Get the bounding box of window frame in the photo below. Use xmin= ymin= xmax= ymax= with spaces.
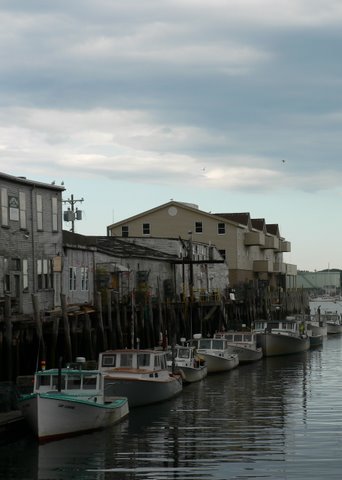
xmin=217 ymin=222 xmax=226 ymax=235
xmin=36 ymin=194 xmax=43 ymax=231
xmin=52 ymin=197 xmax=58 ymax=232
xmin=1 ymin=188 xmax=8 ymax=226
xmin=142 ymin=223 xmax=150 ymax=235
xmin=195 ymin=221 xmax=203 ymax=234
xmin=69 ymin=266 xmax=77 ymax=291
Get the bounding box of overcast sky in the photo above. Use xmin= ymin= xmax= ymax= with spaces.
xmin=1 ymin=0 xmax=342 ymax=271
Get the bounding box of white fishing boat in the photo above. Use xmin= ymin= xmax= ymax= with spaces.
xmin=166 ymin=343 xmax=207 ymax=383
xmin=191 ymin=336 xmax=239 ymax=373
xmin=18 ymin=365 xmax=129 ymax=442
xmin=306 ymin=316 xmax=327 ymax=338
xmin=98 ymin=349 xmax=183 ymax=407
xmin=214 ymin=331 xmax=263 ymax=363
xmin=254 ymin=317 xmax=310 ymax=357
xmin=324 ymin=311 xmax=342 ymax=334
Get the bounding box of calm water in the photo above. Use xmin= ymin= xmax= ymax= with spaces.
xmin=2 ymin=335 xmax=342 ymax=479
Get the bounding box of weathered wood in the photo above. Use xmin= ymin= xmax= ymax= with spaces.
xmin=83 ymin=313 xmax=94 ymax=360
xmin=115 ymin=299 xmax=123 ymax=348
xmin=106 ymin=289 xmax=113 ymax=348
xmin=50 ymin=317 xmax=60 ymax=368
xmin=4 ymin=295 xmax=13 ymax=381
xmin=31 ymin=294 xmax=46 ymax=367
xmin=96 ymin=292 xmax=107 ymax=352
xmin=61 ymin=294 xmax=72 ymax=363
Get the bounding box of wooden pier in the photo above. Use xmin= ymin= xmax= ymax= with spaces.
xmin=0 ymin=288 xmax=310 ymax=382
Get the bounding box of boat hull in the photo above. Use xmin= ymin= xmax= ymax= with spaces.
xmin=327 ymin=323 xmax=342 ymax=334
xmin=177 ymin=365 xmax=207 ymax=383
xmin=197 ymin=353 xmax=239 ymax=373
xmin=309 ymin=334 xmax=323 ymax=347
xmin=257 ymin=333 xmax=310 ymax=357
xmin=104 ymin=375 xmax=183 ymax=407
xmin=307 ymin=322 xmax=327 ymax=337
xmin=18 ymin=393 xmax=129 ymax=441
xmin=226 ymin=344 xmax=263 ymax=363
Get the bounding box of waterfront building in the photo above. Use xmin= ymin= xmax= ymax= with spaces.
xmin=106 ymin=200 xmax=296 ymax=291
xmin=62 ymin=232 xmax=228 ymax=305
xmin=0 ymin=172 xmax=64 ymax=315
xmin=297 ymin=269 xmax=342 ymax=296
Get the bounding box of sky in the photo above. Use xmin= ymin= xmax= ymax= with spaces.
xmin=1 ymin=1 xmax=342 ymax=272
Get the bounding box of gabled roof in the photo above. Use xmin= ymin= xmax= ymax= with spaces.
xmin=212 ymin=212 xmax=251 ymax=228
xmin=108 ymin=200 xmax=242 ymax=229
xmin=63 ymin=231 xmax=177 ymax=261
xmin=266 ymin=224 xmax=280 ymax=237
xmin=251 ymin=218 xmax=266 ymax=232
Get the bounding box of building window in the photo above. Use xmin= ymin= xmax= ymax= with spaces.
xmin=22 ymin=259 xmax=28 ymax=291
xmin=81 ymin=267 xmax=89 ymax=291
xmin=11 ymin=258 xmax=20 ymax=271
xmin=195 ymin=221 xmax=203 ymax=233
xmin=9 ymin=195 xmax=19 ymax=221
xmin=142 ymin=223 xmax=150 ymax=235
xmin=19 ymin=192 xmax=26 ymax=229
xmin=37 ymin=259 xmax=43 ymax=289
xmin=69 ymin=267 xmax=77 ymax=291
xmin=52 ymin=197 xmax=58 ymax=232
xmin=122 ymin=226 xmax=129 ymax=237
xmin=43 ymin=259 xmax=49 ymax=288
xmin=219 ymin=249 xmax=226 ymax=260
xmin=37 ymin=258 xmax=53 ymax=289
xmin=1 ymin=188 xmax=8 ymax=226
xmin=36 ymin=194 xmax=43 ymax=230
xmin=218 ymin=223 xmax=225 ymax=235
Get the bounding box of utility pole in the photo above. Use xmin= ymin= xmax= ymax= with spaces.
xmin=62 ymin=194 xmax=84 ymax=233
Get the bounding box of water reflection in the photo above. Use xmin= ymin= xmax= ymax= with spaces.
xmin=2 ymin=336 xmax=342 ymax=479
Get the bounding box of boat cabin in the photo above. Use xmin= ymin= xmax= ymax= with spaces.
xmin=215 ymin=332 xmax=258 ymax=345
xmin=34 ymin=369 xmax=102 ymax=394
xmin=194 ymin=338 xmax=228 ymax=352
xmin=254 ymin=317 xmax=306 ymax=336
xmin=99 ymin=350 xmax=168 ymax=372
xmin=166 ymin=346 xmax=196 ymax=367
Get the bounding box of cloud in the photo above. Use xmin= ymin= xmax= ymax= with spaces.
xmin=1 ymin=0 xmax=342 ymax=200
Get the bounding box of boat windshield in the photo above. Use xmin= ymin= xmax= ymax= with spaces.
xmin=198 ymin=339 xmax=212 ymax=349
xmin=177 ymin=348 xmax=190 ymax=359
xmin=66 ymin=375 xmax=82 ymax=389
xmin=120 ymin=353 xmax=134 ymax=368
xmin=154 ymin=354 xmax=166 ymax=370
xmin=212 ymin=339 xmax=225 ymax=350
xmin=137 ymin=353 xmax=150 ymax=368
xmin=101 ymin=354 xmax=116 ymax=367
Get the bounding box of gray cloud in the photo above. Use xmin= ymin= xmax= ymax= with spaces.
xmin=1 ymin=0 xmax=342 ymax=193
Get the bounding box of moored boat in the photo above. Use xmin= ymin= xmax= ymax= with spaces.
xmin=254 ymin=317 xmax=310 ymax=357
xmin=308 ymin=332 xmax=323 ymax=347
xmin=191 ymin=336 xmax=239 ymax=373
xmin=323 ymin=311 xmax=342 ymax=334
xmin=166 ymin=343 xmax=207 ymax=383
xmin=98 ymin=349 xmax=183 ymax=407
xmin=18 ymin=366 xmax=129 ymax=442
xmin=214 ymin=331 xmax=263 ymax=363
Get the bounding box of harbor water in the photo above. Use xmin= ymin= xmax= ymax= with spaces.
xmin=1 ymin=333 xmax=342 ymax=479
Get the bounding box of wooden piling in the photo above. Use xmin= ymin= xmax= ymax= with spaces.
xmin=32 ymin=293 xmax=46 ymax=368
xmin=50 ymin=317 xmax=60 ymax=368
xmin=4 ymin=295 xmax=12 ymax=381
xmin=96 ymin=291 xmax=107 ymax=352
xmin=61 ymin=294 xmax=72 ymax=364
